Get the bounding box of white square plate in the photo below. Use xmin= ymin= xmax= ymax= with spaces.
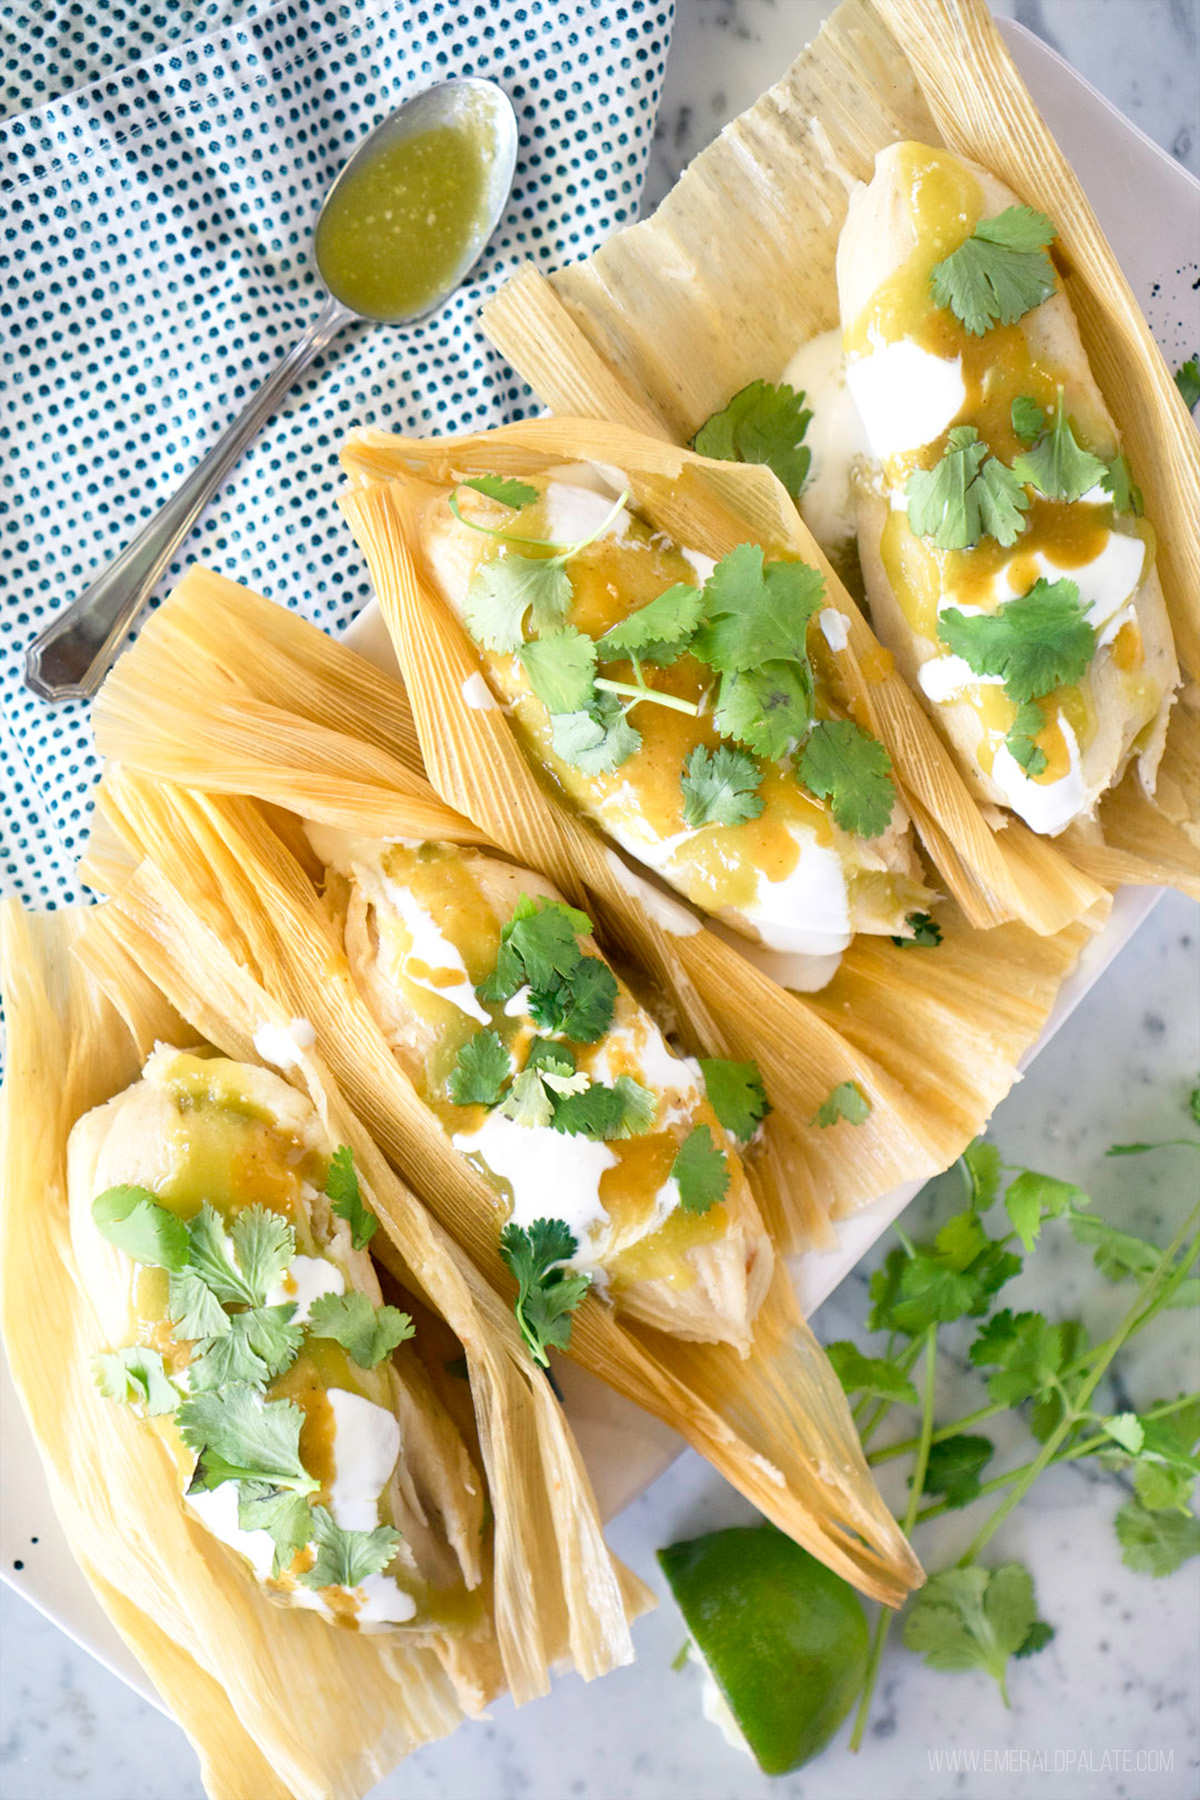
xmin=2 ymin=16 xmax=1195 ymax=1712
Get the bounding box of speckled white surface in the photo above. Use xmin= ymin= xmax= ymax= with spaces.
xmin=3 ymin=3 xmax=1199 ymax=1797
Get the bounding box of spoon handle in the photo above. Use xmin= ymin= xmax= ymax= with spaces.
xmin=24 ymin=294 xmax=356 ymax=703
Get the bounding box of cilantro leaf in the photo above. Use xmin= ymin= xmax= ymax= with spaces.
xmin=692 ymin=379 xmax=813 ymax=498
xmin=825 ymin=1340 xmax=919 ymax=1407
xmin=963 ymin=1139 xmax=1003 ymax=1211
xmin=699 ymin=1057 xmax=770 ymax=1142
xmin=184 ymin=1203 xmax=258 ymax=1307
xmin=812 ymin=1080 xmax=871 ymax=1128
xmin=938 ymin=577 xmax=1094 ymax=704
xmin=237 ymin=1482 xmax=314 ymax=1577
xmin=518 ymin=627 xmax=598 ymax=714
xmin=463 ymin=474 xmax=539 ymax=509
xmin=1003 ymin=1169 xmax=1087 ymax=1253
xmin=298 ymin=1505 xmax=401 ymax=1591
xmin=524 ymin=1039 xmax=577 ymax=1078
xmin=496 ymin=1066 xmax=557 ymax=1128
xmin=93 ymin=1345 xmax=180 ymax=1415
xmin=892 ymin=910 xmax=943 ymax=948
xmin=712 ymin=660 xmax=814 ymax=761
xmin=597 ymin=583 xmax=706 ymax=664
xmin=1068 ymin=1211 xmax=1161 ymax=1281
xmin=552 ymin=1076 xmax=657 ymax=1140
xmin=670 ymin=1124 xmax=730 ymax=1214
xmin=1101 ymin=453 xmax=1143 ymax=517
xmin=905 ymin=427 xmax=1029 ymax=550
xmin=1115 ymin=1499 xmax=1200 ymax=1576
xmin=929 ymin=206 xmax=1057 ymax=336
xmin=464 ymin=554 xmax=572 ymax=651
xmin=868 ymin=1214 xmax=1021 ymax=1336
xmin=919 ymin=1433 xmax=995 ymax=1508
xmin=693 ymin=545 xmax=825 ymax=673
xmin=326 ymin=1146 xmax=378 ymax=1252
xmin=178 ymin=1385 xmax=318 ymax=1494
xmin=1174 ymin=355 xmax=1200 ymax=412
xmin=528 ymin=956 xmax=619 ymax=1043
xmin=498 ymin=1218 xmax=591 ymax=1367
xmin=1012 ymin=396 xmax=1108 ymax=502
xmin=551 ymin=694 xmax=642 ymax=774
xmin=903 ymin=1563 xmax=1044 ymax=1703
xmin=167 ymin=1269 xmax=231 ymax=1341
xmin=797 ymin=720 xmax=896 ymax=839
xmin=231 ymin=1207 xmax=295 ymax=1306
xmin=680 ymin=744 xmax=764 ymax=830
xmin=503 ymin=897 xmax=591 ymax=992
xmin=187 ymin=1305 xmax=303 ymax=1392
xmin=968 ymin=1308 xmax=1075 ymax=1407
xmin=307 ymin=1292 xmax=415 ymax=1369
xmin=447 ymin=1029 xmax=512 ymax=1106
xmin=91 ymin=1186 xmax=190 ymax=1272
xmin=1005 ymin=700 xmax=1048 ymax=776
xmin=1011 ymin=395 xmax=1046 ymax=444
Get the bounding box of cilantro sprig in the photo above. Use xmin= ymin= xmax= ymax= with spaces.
xmin=929 ymin=205 xmax=1057 ymax=336
xmin=670 ymin=1125 xmax=730 ymax=1214
xmin=815 ymin=1078 xmax=1200 ymax=1750
xmin=1011 ymin=389 xmax=1108 ymax=503
xmin=1174 ymin=355 xmax=1200 ymax=412
xmin=498 ymin=1218 xmax=592 ymax=1367
xmin=938 ymin=577 xmax=1095 ymax=705
xmin=905 ymin=426 xmax=1029 ymax=550
xmin=326 ymin=1145 xmax=379 ymax=1250
xmin=460 ymin=485 xmax=630 ymax=654
xmin=692 ymin=379 xmax=813 ymax=499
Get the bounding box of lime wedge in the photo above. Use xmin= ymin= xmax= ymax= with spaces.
xmin=658 ymin=1524 xmax=869 ymax=1774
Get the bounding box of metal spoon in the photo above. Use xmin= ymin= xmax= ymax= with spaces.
xmin=24 ymin=78 xmax=518 ymax=703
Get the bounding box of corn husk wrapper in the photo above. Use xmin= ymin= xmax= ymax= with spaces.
xmin=1 ymin=904 xmax=476 ymax=1800
xmin=341 ymin=415 xmax=1108 ymax=939
xmin=333 ymin=463 xmax=1103 ymax=1221
xmin=2 ymin=898 xmax=648 ymax=1800
xmin=86 ymin=748 xmax=921 ymax=1607
xmin=92 ymin=566 xmax=1100 ymax=1261
xmin=480 ymin=0 xmax=1199 ymax=898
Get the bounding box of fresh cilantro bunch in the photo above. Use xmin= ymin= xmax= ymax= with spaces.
xmin=692 ymin=379 xmax=813 ymax=499
xmin=90 ymin=1149 xmax=415 ymax=1591
xmin=929 ymin=205 xmax=1057 ymax=337
xmin=823 ymin=1084 xmax=1200 ymax=1748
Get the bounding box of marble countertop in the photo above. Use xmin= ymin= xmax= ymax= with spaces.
xmin=3 ymin=4 xmax=1198 ymax=1798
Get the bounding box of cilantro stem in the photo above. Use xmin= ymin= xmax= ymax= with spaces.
xmin=593 ymin=677 xmax=700 ymax=717
xmin=856 ymin=1338 xmax=926 ymax=1446
xmin=867 ymin=1395 xmax=1002 ymax=1465
xmin=850 ymin=1326 xmax=938 ymax=1753
xmin=954 ymin=1201 xmax=1200 ymax=1568
xmin=911 ymin=1393 xmax=1200 ymax=1527
xmin=448 ymin=487 xmax=631 ymax=562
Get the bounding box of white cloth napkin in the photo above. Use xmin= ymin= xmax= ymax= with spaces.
xmin=0 ymin=0 xmax=675 ymax=908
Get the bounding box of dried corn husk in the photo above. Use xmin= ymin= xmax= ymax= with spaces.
xmin=77 ymin=874 xmax=647 ymax=1700
xmin=89 ymin=760 xmax=921 ymax=1605
xmin=479 ymin=0 xmax=1199 ymax=897
xmin=91 ymin=563 xmax=1101 ymax=1255
xmin=3 ymin=898 xmax=648 ymax=1800
xmin=338 ymin=467 xmax=1104 ymax=1221
xmin=1 ymin=904 xmax=472 ymax=1800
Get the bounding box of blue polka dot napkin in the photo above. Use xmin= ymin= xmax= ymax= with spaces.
xmin=0 ymin=0 xmax=675 ymax=910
